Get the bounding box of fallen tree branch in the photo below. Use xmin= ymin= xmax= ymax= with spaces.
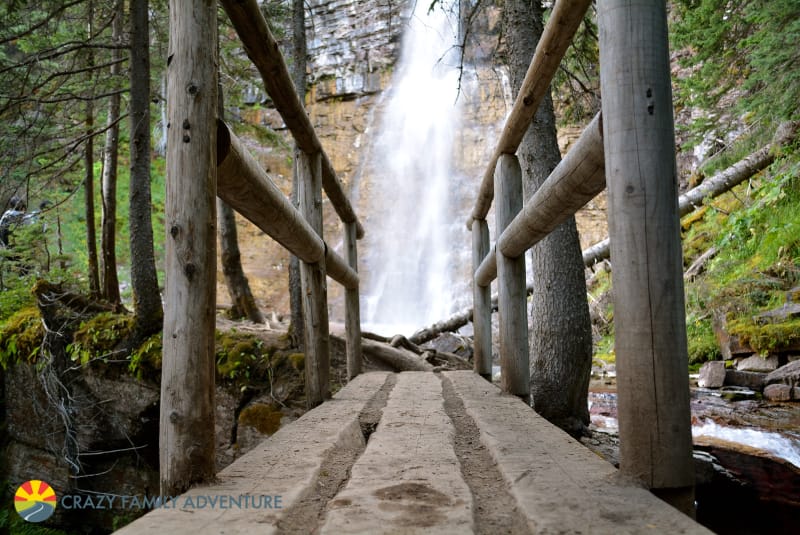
xmin=582 ymin=121 xmax=799 ymax=267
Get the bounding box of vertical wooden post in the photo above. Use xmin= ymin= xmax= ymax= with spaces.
xmin=472 ymin=219 xmax=492 ymax=380
xmin=345 ymin=221 xmax=362 ymax=379
xmin=598 ymin=0 xmax=695 ymax=513
xmin=495 ymin=154 xmax=529 ymax=400
xmin=160 ymin=0 xmax=217 ymax=495
xmin=297 ymin=149 xmax=330 ymax=407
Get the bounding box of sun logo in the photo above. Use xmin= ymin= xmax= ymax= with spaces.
xmin=14 ymin=480 xmax=57 ymax=523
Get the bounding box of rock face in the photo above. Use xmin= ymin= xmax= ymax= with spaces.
xmin=724 ymin=370 xmax=767 ymax=390
xmin=2 ymin=360 xmax=278 ymax=532
xmin=306 ymin=0 xmax=409 ymax=100
xmin=767 ymin=360 xmax=800 ymax=387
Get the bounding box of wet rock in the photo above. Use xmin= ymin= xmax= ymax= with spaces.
xmin=719 ymin=386 xmax=758 ymax=401
xmin=736 ymin=354 xmax=780 ymax=372
xmin=698 ymin=360 xmax=727 ymax=388
xmin=763 ymin=384 xmax=799 ymax=402
xmin=693 ymin=435 xmax=800 ymax=507
xmin=766 ymin=360 xmax=800 ymax=386
xmin=724 ymin=370 xmax=767 ymax=391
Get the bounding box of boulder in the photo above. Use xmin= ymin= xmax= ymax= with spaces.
xmin=713 ymin=313 xmax=753 ymax=360
xmin=755 ymin=302 xmax=800 ymax=324
xmin=724 ymin=370 xmax=767 ymax=391
xmin=698 ymin=360 xmax=727 ymax=388
xmin=763 ymin=384 xmax=793 ymax=402
xmin=766 ymin=360 xmax=800 ymax=386
xmin=736 ymin=354 xmax=780 ymax=373
xmin=421 ymin=332 xmax=473 ymax=360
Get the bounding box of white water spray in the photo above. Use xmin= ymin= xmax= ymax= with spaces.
xmin=361 ymin=3 xmax=464 ymax=335
xmin=693 ymin=420 xmax=800 ymax=468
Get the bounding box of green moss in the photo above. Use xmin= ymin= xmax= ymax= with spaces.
xmin=727 ymin=317 xmax=800 ymax=355
xmin=686 ymin=316 xmax=720 ymax=364
xmin=288 ymin=353 xmax=304 ymax=371
xmin=68 ymin=312 xmax=134 ymax=364
xmin=0 ymin=307 xmax=44 ymax=368
xmin=129 ymin=332 xmax=163 ymax=380
xmin=238 ymin=403 xmax=282 ymax=435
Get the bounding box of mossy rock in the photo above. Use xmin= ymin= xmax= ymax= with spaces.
xmin=69 ymin=312 xmax=134 ymax=364
xmin=238 ymin=403 xmax=282 ymax=435
xmin=129 ymin=332 xmax=163 ymax=381
xmin=288 ymin=353 xmax=305 ymax=371
xmin=0 ymin=306 xmax=44 ymax=368
xmin=727 ymin=316 xmax=800 ymax=355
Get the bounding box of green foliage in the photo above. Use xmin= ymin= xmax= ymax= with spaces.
xmin=215 ymin=330 xmax=278 ymax=383
xmin=550 ymin=6 xmax=600 ymax=124
xmin=0 ymin=306 xmax=44 ymax=369
xmin=673 ymin=0 xmax=800 ymax=141
xmin=0 ymin=506 xmax=74 ymax=535
xmin=129 ymin=332 xmax=163 ymax=380
xmin=682 ymin=143 xmax=800 ymax=362
xmin=67 ymin=312 xmax=134 ymax=365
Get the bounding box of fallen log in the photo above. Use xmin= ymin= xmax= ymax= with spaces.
xmin=684 ymin=246 xmax=718 ymax=280
xmin=582 ymin=121 xmax=798 ymax=267
xmin=360 ymin=338 xmax=434 ymax=372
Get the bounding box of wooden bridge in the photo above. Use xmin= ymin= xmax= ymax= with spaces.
xmin=134 ymin=0 xmax=710 ymax=532
xmin=116 ymin=371 xmax=709 ymax=534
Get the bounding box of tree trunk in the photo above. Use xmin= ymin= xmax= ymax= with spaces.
xmin=129 ymin=0 xmax=163 ymax=338
xmin=505 ymin=0 xmax=592 ymax=436
xmin=288 ymin=0 xmax=307 ymax=348
xmin=160 ymin=0 xmax=217 ymax=496
xmin=100 ymin=0 xmax=123 ymax=306
xmin=84 ymin=1 xmax=99 ymax=299
xmin=217 ymin=198 xmax=264 ymax=323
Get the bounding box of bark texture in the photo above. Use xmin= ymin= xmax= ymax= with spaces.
xmin=289 ymin=0 xmax=307 ymax=348
xmin=100 ymin=0 xmax=123 ymax=306
xmin=505 ymin=0 xmax=592 ymax=435
xmin=129 ymin=0 xmax=163 ymax=337
xmin=160 ymin=0 xmax=217 ymax=495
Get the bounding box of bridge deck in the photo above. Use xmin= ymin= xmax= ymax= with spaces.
xmin=114 ymin=371 xmax=711 ymax=534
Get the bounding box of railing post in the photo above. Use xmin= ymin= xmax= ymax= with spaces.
xmin=472 ymin=219 xmax=492 ymax=380
xmin=344 ymin=221 xmax=362 ymax=379
xmin=297 ymin=149 xmax=330 ymax=407
xmin=598 ymin=0 xmax=695 ymax=514
xmin=160 ymin=0 xmax=217 ymax=495
xmin=494 ymin=154 xmax=529 ymax=401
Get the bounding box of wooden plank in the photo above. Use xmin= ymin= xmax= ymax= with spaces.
xmin=297 ymin=150 xmax=331 ymax=408
xmin=216 ymin=122 xmax=358 ymax=289
xmin=499 ymin=112 xmax=605 ymax=259
xmin=494 ymin=155 xmax=529 ymax=400
xmin=472 ymin=219 xmax=493 ymax=380
xmin=219 ymin=0 xmax=364 ymax=238
xmin=598 ymin=0 xmax=694 ymax=507
xmin=344 ymin=221 xmax=362 ymax=379
xmin=468 ymin=0 xmax=592 ymax=228
xmin=160 ymin=0 xmax=217 ymax=495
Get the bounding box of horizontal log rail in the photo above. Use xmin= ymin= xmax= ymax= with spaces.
xmin=474 ymin=113 xmax=605 ymax=287
xmin=216 ymin=121 xmax=358 ymax=289
xmin=220 ymin=0 xmax=364 ymax=239
xmin=466 ymin=0 xmax=592 ymax=228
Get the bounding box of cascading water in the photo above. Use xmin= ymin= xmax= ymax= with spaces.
xmin=359 ymin=2 xmax=467 ymax=336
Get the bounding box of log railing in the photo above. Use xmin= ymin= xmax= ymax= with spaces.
xmin=217 ymin=0 xmax=364 ymax=400
xmin=161 ymin=0 xmax=363 ymax=494
xmin=466 ymin=0 xmax=694 ymax=511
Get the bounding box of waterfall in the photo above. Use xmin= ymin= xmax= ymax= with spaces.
xmin=359 ymin=2 xmax=466 ymax=336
